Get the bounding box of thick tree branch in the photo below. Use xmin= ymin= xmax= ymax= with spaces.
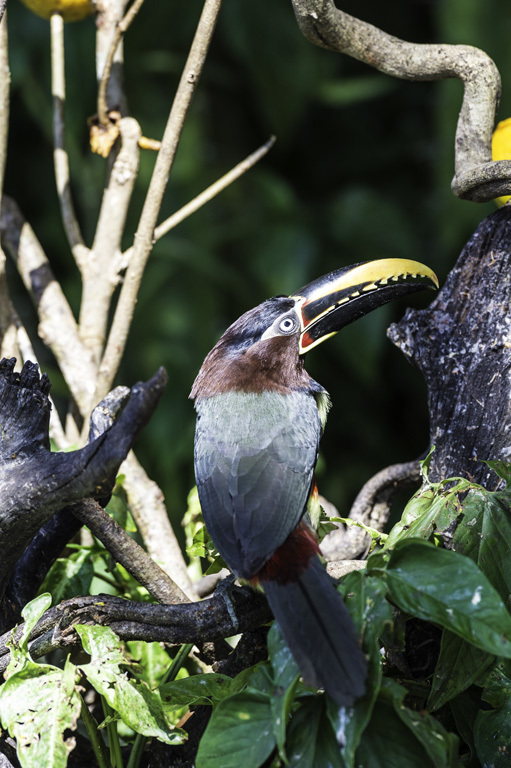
xmin=0 ymin=586 xmax=272 ymax=674
xmin=0 ymin=360 xmax=167 ymax=609
xmin=291 ymin=0 xmax=511 ymax=202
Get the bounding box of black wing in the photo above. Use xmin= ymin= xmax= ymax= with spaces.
xmin=194 ymin=390 xmax=321 ymax=579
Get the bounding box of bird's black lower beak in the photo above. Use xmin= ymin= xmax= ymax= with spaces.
xmin=292 ymin=258 xmax=439 ymax=354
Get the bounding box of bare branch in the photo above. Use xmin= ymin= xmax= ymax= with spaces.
xmin=70 ymin=498 xmax=190 ymax=604
xmin=120 ymin=452 xmax=199 ymax=601
xmin=97 ymin=0 xmax=145 ymax=125
xmin=79 ymin=117 xmax=141 ymax=367
xmin=123 ymin=136 xmax=276 ymax=263
xmin=95 ymin=0 xmax=129 ymax=118
xmin=50 ymin=11 xmax=88 ymax=267
xmin=1 ymin=196 xmax=97 ymax=415
xmin=291 ymin=0 xmax=511 ymax=202
xmin=95 ymin=0 xmax=223 ymax=402
xmin=0 ymin=1 xmax=6 ymax=26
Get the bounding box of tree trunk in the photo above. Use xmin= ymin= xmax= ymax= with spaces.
xmin=389 ymin=205 xmax=511 ymax=488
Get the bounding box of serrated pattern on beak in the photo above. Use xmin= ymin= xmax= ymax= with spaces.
xmin=292 ymin=258 xmax=439 ymax=354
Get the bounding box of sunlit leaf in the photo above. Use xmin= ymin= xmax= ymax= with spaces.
xmin=195 ymin=691 xmax=275 ymax=768
xmin=369 ymin=539 xmax=511 ymax=657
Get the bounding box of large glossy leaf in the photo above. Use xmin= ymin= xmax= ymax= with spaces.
xmin=369 ymin=539 xmax=511 ymax=657
xmin=195 ymin=691 xmax=275 ymax=768
xmin=334 ymin=572 xmax=391 ymax=765
xmin=355 ymin=679 xmax=458 ymax=768
xmin=474 ymin=701 xmax=511 ymax=767
xmin=452 ymin=486 xmax=511 ymax=603
xmin=286 ymin=698 xmax=346 ymax=768
xmin=267 ymin=623 xmax=300 ymax=761
xmin=428 ymin=630 xmax=493 ymax=710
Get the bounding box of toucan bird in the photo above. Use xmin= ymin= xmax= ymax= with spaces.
xmin=191 ymin=258 xmax=438 ymax=706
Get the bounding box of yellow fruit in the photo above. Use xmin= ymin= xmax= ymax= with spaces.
xmin=492 ymin=117 xmax=511 ymax=206
xmin=19 ymin=0 xmax=94 ymax=22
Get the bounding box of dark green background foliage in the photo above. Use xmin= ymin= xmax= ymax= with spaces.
xmin=4 ymin=0 xmax=511 ymax=536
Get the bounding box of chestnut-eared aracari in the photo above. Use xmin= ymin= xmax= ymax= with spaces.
xmin=191 ymin=258 xmax=438 ymax=706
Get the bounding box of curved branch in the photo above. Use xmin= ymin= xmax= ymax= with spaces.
xmin=291 ymin=0 xmax=511 ymax=202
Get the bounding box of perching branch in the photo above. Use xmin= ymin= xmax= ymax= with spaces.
xmin=291 ymin=0 xmax=511 ymax=202
xmin=95 ymin=0 xmax=224 ymax=403
xmin=0 ymin=586 xmax=272 ymax=674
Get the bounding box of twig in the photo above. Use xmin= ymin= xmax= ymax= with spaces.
xmin=97 ymin=0 xmax=146 ymax=125
xmin=70 ymin=497 xmax=190 ymax=604
xmin=143 ymin=137 xmax=275 ymax=246
xmin=95 ymin=0 xmax=129 ymax=120
xmin=95 ymin=0 xmax=223 ymax=403
xmin=50 ymin=11 xmax=88 ymax=268
xmin=0 ymin=1 xmax=6 ymax=26
xmin=291 ymin=0 xmax=511 ymax=202
xmin=122 ymin=136 xmax=276 ymax=263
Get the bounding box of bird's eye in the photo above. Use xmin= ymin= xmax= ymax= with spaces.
xmin=278 ymin=315 xmax=298 ymax=334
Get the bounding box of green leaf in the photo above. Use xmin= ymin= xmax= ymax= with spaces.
xmin=369 ymin=539 xmax=511 ymax=657
xmin=484 ymin=460 xmax=511 ymax=486
xmin=428 ymin=629 xmax=493 ymax=710
xmin=384 ymin=481 xmax=465 ymax=550
xmin=380 ymin=680 xmax=458 ymax=766
xmin=267 ymin=623 xmax=300 ymax=761
xmin=474 ymin=700 xmax=511 ymax=767
xmin=195 ymin=691 xmax=276 ymax=768
xmin=286 ymin=697 xmax=345 ymax=768
xmin=354 ymin=699 xmax=434 ymax=768
xmin=38 ymin=549 xmax=94 ymax=604
xmin=161 ymin=673 xmax=235 ymax=707
xmin=354 ymin=679 xmax=458 ymax=767
xmin=335 ymin=572 xmax=392 ymax=763
xmin=76 ymin=625 xmax=184 ymax=745
xmin=127 ymin=640 xmax=172 ymax=689
xmin=5 ymin=594 xmax=52 ymax=676
xmin=0 ymin=656 xmax=81 ymax=768
xmin=449 ymin=688 xmax=481 ymax=763
xmin=452 ymin=486 xmax=511 ymax=604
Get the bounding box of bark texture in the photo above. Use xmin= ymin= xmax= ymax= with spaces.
xmin=389 ymin=205 xmax=511 ymax=486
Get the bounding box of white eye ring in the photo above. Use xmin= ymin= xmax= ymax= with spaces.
xmin=278 ymin=316 xmax=297 ymax=334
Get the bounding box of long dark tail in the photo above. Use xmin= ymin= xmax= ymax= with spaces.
xmin=263 ymin=555 xmax=367 ymax=707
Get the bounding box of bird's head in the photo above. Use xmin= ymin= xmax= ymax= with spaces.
xmin=191 ymin=258 xmax=438 ymax=397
